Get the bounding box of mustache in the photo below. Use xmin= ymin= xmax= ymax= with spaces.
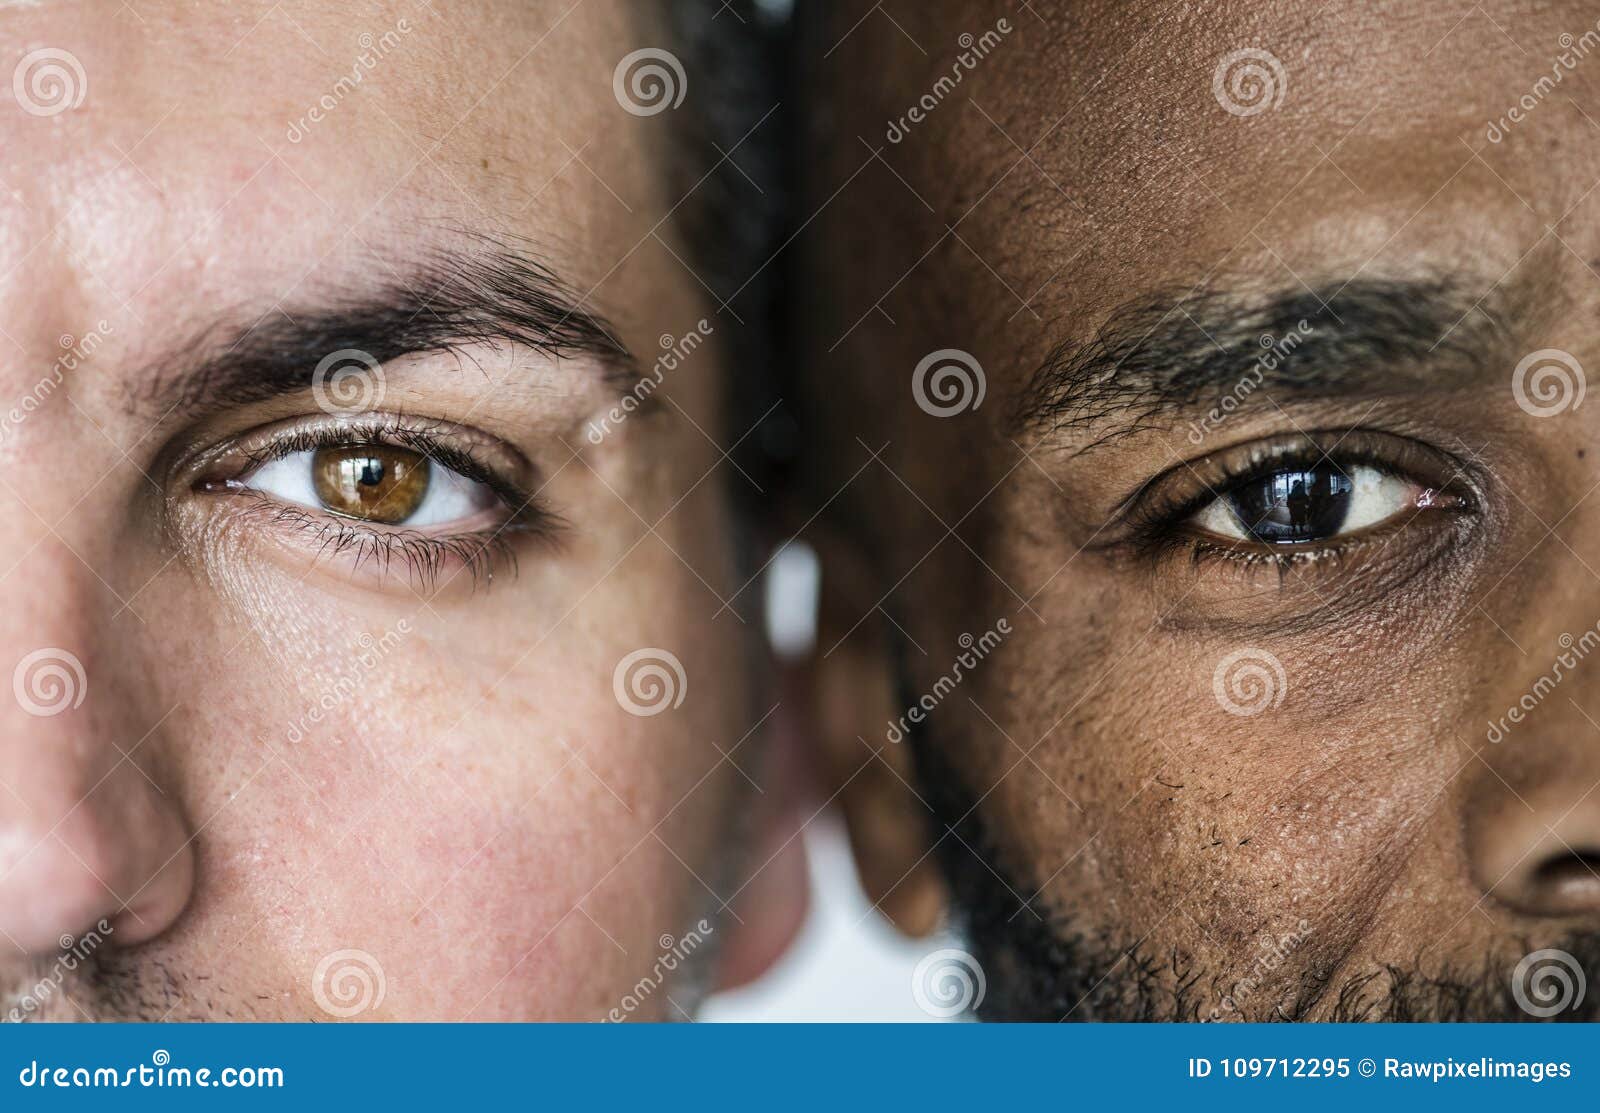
xmin=1 ymin=941 xmax=184 ymax=1023
xmin=0 ymin=923 xmax=117 ymax=1023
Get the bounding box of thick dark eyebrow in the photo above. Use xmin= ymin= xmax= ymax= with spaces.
xmin=137 ymin=243 xmax=638 ymax=419
xmin=1014 ymin=277 xmax=1517 ymax=449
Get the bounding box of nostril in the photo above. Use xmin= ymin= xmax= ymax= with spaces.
xmin=1468 ymin=782 xmax=1600 ymax=918
xmin=1530 ymin=848 xmax=1600 ymax=900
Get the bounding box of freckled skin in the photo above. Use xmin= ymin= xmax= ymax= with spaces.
xmin=803 ymin=0 xmax=1600 ymax=1018
xmin=0 ymin=1 xmax=788 ymax=1021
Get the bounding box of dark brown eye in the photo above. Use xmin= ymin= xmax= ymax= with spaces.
xmin=1226 ymin=466 xmax=1354 ymax=543
xmin=311 ymin=444 xmax=430 ymax=524
xmin=1191 ymin=463 xmax=1420 ymax=546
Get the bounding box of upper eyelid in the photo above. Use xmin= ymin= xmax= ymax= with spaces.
xmin=195 ymin=413 xmax=531 ymax=495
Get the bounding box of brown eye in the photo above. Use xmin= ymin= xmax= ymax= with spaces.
xmin=311 ymin=444 xmax=430 ymax=524
xmin=1190 ymin=463 xmax=1421 ymax=545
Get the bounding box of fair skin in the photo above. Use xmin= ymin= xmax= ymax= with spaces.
xmin=805 ymin=0 xmax=1600 ymax=1019
xmin=0 ymin=0 xmax=800 ymax=1020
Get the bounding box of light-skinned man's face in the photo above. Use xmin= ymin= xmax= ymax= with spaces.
xmin=804 ymin=0 xmax=1600 ymax=1020
xmin=0 ymin=0 xmax=799 ymax=1020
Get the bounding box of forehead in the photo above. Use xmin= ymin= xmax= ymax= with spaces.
xmin=818 ymin=0 xmax=1600 ymax=350
xmin=0 ymin=0 xmax=657 ymax=346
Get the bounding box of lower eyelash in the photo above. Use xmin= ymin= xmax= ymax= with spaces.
xmin=1184 ymin=534 xmax=1362 ymax=581
xmin=237 ymin=495 xmax=553 ymax=592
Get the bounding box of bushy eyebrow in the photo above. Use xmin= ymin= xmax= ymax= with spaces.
xmin=1013 ymin=277 xmax=1516 ymax=449
xmin=136 ymin=240 xmax=639 ymax=419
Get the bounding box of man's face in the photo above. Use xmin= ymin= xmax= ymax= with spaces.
xmin=807 ymin=0 xmax=1600 ymax=1019
xmin=0 ymin=1 xmax=781 ymax=1020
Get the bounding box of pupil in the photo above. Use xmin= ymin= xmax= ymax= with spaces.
xmin=358 ymin=459 xmax=385 ymax=487
xmin=1227 ymin=465 xmax=1353 ymax=543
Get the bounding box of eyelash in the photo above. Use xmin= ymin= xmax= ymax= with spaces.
xmin=196 ymin=416 xmax=560 ymax=591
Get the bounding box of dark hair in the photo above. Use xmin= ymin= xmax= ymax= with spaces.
xmin=664 ymin=1 xmax=794 ymax=528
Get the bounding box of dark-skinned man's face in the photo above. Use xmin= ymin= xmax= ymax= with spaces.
xmin=802 ymin=0 xmax=1600 ymax=1020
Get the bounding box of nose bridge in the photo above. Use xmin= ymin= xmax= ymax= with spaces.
xmin=0 ymin=539 xmax=193 ymax=955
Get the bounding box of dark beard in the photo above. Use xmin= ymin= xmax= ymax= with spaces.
xmin=905 ymin=708 xmax=1600 ymax=1022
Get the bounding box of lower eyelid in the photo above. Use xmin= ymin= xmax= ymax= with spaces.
xmin=217 ymin=491 xmax=529 ymax=592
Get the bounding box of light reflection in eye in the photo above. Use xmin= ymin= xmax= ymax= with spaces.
xmin=1191 ymin=463 xmax=1420 ymax=544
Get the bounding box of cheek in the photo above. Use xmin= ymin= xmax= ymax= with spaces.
xmin=997 ymin=606 xmax=1457 ymax=946
xmin=179 ymin=625 xmax=733 ymax=1020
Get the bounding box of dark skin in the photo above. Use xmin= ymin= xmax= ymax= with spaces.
xmin=799 ymin=0 xmax=1600 ymax=1019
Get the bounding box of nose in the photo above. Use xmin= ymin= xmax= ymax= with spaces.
xmin=1469 ymin=780 xmax=1600 ymax=918
xmin=0 ymin=645 xmax=193 ymax=955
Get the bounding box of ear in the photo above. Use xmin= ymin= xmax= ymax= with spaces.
xmin=805 ymin=528 xmax=948 ymax=937
xmin=713 ymin=696 xmax=812 ymax=990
